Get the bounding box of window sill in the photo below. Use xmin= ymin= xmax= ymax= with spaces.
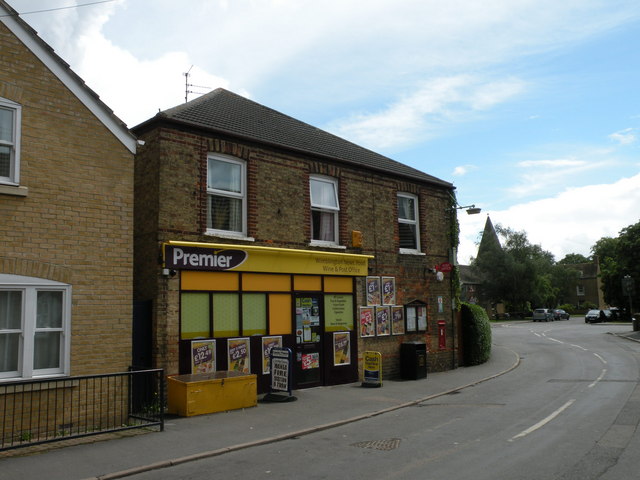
xmin=309 ymin=241 xmax=347 ymax=250
xmin=0 ymin=184 xmax=28 ymax=197
xmin=399 ymin=249 xmax=425 ymax=256
xmin=204 ymin=230 xmax=255 ymax=242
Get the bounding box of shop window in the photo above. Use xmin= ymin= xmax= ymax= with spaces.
xmin=242 ymin=294 xmax=267 ymax=335
xmin=212 ymin=293 xmax=240 ymax=337
xmin=206 ymin=154 xmax=246 ymax=237
xmin=310 ymin=175 xmax=340 ymax=245
xmin=1 ymin=276 xmax=70 ymax=380
xmin=0 ymin=98 xmax=21 ymax=185
xmin=180 ymin=293 xmax=210 ymax=339
xmin=398 ymin=193 xmax=420 ymax=252
xmin=269 ymin=294 xmax=292 ymax=335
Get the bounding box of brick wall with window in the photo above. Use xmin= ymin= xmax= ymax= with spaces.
xmin=0 ymin=19 xmax=134 ymax=380
xmin=135 ymin=122 xmax=456 ymax=377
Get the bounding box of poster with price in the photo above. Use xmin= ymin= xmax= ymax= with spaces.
xmin=391 ymin=306 xmax=405 ymax=335
xmin=366 ymin=276 xmax=381 ymax=306
xmin=381 ymin=277 xmax=396 ymax=305
xmin=191 ymin=340 xmax=215 ymax=374
xmin=376 ymin=306 xmax=390 ymax=336
xmin=360 ymin=306 xmax=375 ymax=337
xmin=333 ymin=332 xmax=351 ymax=366
xmin=227 ymin=338 xmax=251 ymax=374
xmin=262 ymin=336 xmax=282 ymax=374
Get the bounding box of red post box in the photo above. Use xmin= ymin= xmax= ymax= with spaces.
xmin=438 ymin=320 xmax=446 ymax=350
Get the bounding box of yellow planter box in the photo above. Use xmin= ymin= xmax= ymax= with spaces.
xmin=167 ymin=371 xmax=257 ymax=417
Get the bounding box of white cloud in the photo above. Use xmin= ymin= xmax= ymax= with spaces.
xmin=453 ymin=165 xmax=478 ymax=176
xmin=457 ymin=173 xmax=640 ymax=264
xmin=329 ymin=75 xmax=526 ymax=150
xmin=609 ymin=128 xmax=637 ymax=145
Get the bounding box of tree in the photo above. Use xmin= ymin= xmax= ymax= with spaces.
xmin=558 ymin=253 xmax=591 ymax=264
xmin=472 ymin=224 xmax=557 ymax=312
xmin=592 ymin=221 xmax=640 ymax=311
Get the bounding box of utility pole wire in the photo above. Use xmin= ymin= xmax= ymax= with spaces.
xmin=0 ymin=0 xmax=117 ymax=17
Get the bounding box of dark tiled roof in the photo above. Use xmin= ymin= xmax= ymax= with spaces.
xmin=137 ymin=88 xmax=452 ymax=188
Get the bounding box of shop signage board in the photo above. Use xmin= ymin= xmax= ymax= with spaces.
xmin=163 ymin=242 xmax=371 ymax=276
xmin=362 ymin=351 xmax=382 ymax=387
xmin=263 ymin=347 xmax=296 ymax=402
xmin=191 ymin=340 xmax=215 ymax=374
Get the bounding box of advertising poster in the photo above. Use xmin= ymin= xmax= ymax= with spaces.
xmin=360 ymin=306 xmax=375 ymax=337
xmin=262 ymin=336 xmax=282 ymax=374
xmin=438 ymin=295 xmax=444 ymax=313
xmin=376 ymin=306 xmax=390 ymax=336
xmin=366 ymin=276 xmax=381 ymax=306
xmin=418 ymin=306 xmax=428 ymax=331
xmin=191 ymin=340 xmax=216 ymax=374
xmin=391 ymin=306 xmax=405 ymax=335
xmin=381 ymin=277 xmax=396 ymax=305
xmin=325 ymin=294 xmax=353 ymax=332
xmin=363 ymin=351 xmax=382 ymax=387
xmin=333 ymin=332 xmax=351 ymax=366
xmin=301 ymin=352 xmax=320 ymax=370
xmin=227 ymin=337 xmax=251 ymax=373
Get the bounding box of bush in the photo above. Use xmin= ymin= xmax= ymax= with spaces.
xmin=461 ymin=302 xmax=492 ymax=366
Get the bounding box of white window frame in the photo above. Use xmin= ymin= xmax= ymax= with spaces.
xmin=310 ymin=175 xmax=340 ymax=246
xmin=205 ymin=154 xmax=248 ymax=239
xmin=576 ymin=285 xmax=585 ymax=296
xmin=398 ymin=192 xmax=421 ymax=254
xmin=0 ymin=97 xmax=22 ymax=186
xmin=0 ymin=275 xmax=71 ymax=381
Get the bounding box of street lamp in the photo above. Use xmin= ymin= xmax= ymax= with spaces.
xmin=453 ymin=204 xmax=482 ymax=215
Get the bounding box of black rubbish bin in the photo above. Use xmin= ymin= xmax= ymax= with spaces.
xmin=400 ymin=342 xmax=427 ymax=380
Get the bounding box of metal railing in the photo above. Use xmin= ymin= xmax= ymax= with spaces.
xmin=0 ymin=368 xmax=164 ymax=451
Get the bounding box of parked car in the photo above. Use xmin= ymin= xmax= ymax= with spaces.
xmin=585 ymin=309 xmax=612 ymax=323
xmin=532 ymin=308 xmax=554 ymax=322
xmin=554 ymin=309 xmax=570 ymax=320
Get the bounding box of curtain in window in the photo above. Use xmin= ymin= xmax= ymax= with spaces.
xmin=0 ymin=291 xmax=21 ymax=373
xmin=34 ymin=291 xmax=62 ymax=370
xmin=310 ymin=180 xmax=338 ymax=208
xmin=312 ymin=210 xmax=335 ymax=241
xmin=208 ymin=195 xmax=242 ymax=232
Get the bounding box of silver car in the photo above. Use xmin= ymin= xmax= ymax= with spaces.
xmin=532 ymin=308 xmax=554 ymax=322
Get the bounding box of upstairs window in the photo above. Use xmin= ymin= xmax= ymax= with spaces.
xmin=0 ymin=98 xmax=21 ymax=185
xmin=207 ymin=155 xmax=246 ymax=237
xmin=398 ymin=193 xmax=420 ymax=252
xmin=310 ymin=176 xmax=339 ymax=245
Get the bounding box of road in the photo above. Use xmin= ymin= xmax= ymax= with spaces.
xmin=131 ymin=319 xmax=640 ymax=480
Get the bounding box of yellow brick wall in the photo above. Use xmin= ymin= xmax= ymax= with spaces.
xmin=0 ymin=23 xmax=134 ymax=375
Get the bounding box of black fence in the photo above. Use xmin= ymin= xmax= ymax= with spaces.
xmin=0 ymin=369 xmax=164 ymax=451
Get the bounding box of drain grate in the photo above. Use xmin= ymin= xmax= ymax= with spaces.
xmin=351 ymin=438 xmax=402 ymax=451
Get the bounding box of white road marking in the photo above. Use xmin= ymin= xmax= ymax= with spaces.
xmin=570 ymin=344 xmax=588 ymax=351
xmin=547 ymin=337 xmax=564 ymax=344
xmin=509 ymin=399 xmax=576 ymax=442
xmin=593 ymin=353 xmax=607 ymax=364
xmin=589 ymin=369 xmax=607 ymax=388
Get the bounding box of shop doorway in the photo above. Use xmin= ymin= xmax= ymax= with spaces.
xmin=293 ymin=294 xmax=323 ymax=388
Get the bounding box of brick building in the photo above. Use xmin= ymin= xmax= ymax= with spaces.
xmin=0 ymin=0 xmax=137 ymax=382
xmin=132 ymin=89 xmax=458 ymax=392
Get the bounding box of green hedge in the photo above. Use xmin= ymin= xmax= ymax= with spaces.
xmin=461 ymin=302 xmax=492 ymax=366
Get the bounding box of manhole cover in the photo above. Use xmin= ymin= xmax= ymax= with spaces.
xmin=351 ymin=438 xmax=401 ymax=451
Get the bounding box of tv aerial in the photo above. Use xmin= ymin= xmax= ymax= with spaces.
xmin=183 ymin=66 xmax=210 ymax=102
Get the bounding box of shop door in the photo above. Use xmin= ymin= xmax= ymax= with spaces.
xmin=294 ymin=295 xmax=323 ymax=388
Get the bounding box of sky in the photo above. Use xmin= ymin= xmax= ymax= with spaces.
xmin=7 ymin=0 xmax=640 ymax=264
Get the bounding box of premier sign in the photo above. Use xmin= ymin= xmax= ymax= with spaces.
xmin=165 ymin=245 xmax=247 ymax=271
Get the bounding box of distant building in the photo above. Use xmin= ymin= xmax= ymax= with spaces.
xmin=562 ymin=258 xmax=605 ymax=310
